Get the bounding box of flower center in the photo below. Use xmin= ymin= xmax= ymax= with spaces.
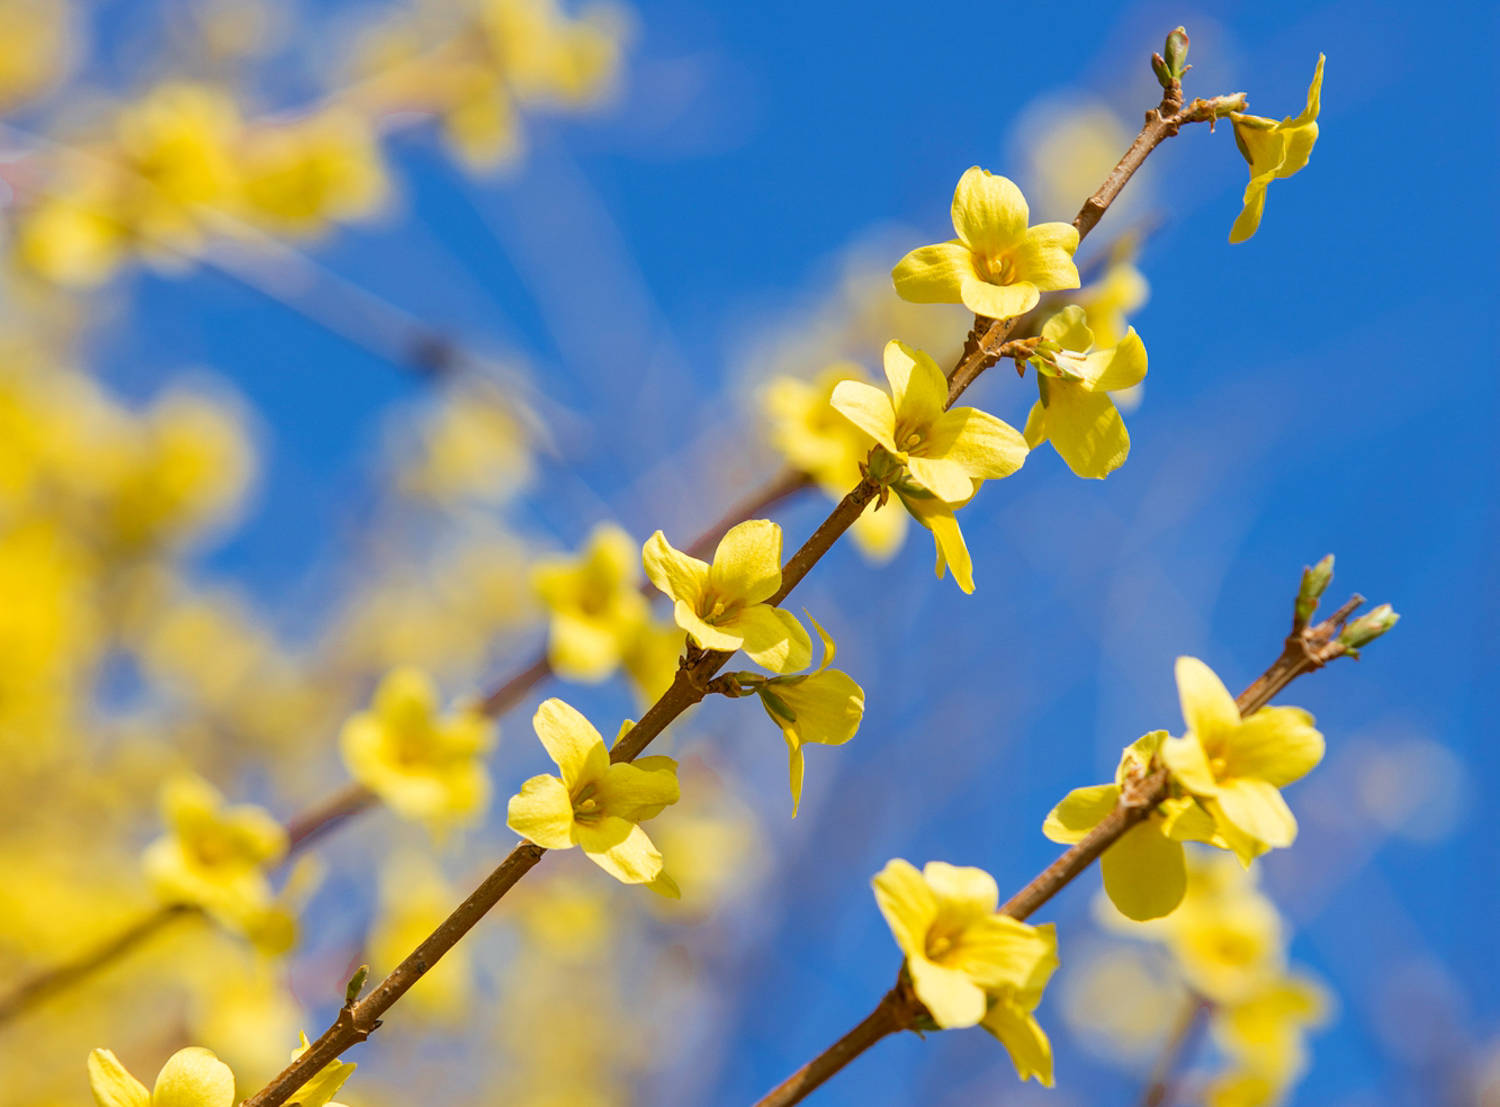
xmin=1208 ymin=755 xmax=1229 ymax=779
xmin=981 ymin=251 xmax=1017 ymax=285
xmin=703 ymin=594 xmax=734 ymax=623
xmin=573 ymin=783 xmax=603 ymax=823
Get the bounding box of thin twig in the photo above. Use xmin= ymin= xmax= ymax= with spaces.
xmin=244 ymin=73 xmax=1243 ymax=1107
xmin=1138 ymin=995 xmax=1211 ymax=1107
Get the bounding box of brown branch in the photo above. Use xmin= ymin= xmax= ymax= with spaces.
xmin=1138 ymin=995 xmax=1212 ymax=1107
xmin=754 ymin=592 xmax=1369 ymax=1107
xmin=248 ymin=67 xmax=1252 ymax=1107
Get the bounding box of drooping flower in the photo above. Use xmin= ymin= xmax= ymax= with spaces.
xmin=643 ymin=519 xmax=810 ymax=674
xmin=532 ymin=522 xmax=650 ymax=682
xmin=1044 ymin=731 xmax=1218 ymax=921
xmin=1161 ymin=657 xmax=1324 ymax=862
xmin=506 ymin=698 xmax=680 ymax=891
xmin=340 ymin=667 xmax=494 ymax=833
xmin=1227 ymin=55 xmax=1325 ymax=244
xmin=1022 ymin=305 xmax=1147 ymax=479
xmin=88 ymin=1046 xmax=235 ymax=1107
xmin=141 ymin=773 xmax=288 ymax=940
xmin=831 ymin=338 xmax=1028 ymax=503
xmin=736 ymin=614 xmax=864 ymax=815
xmin=872 ymin=859 xmax=1059 ymax=1084
xmin=892 ymin=166 xmax=1080 ymax=319
xmin=893 ymin=478 xmax=979 ymax=594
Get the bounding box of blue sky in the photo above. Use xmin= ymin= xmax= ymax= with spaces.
xmin=80 ymin=0 xmax=1498 ymax=1102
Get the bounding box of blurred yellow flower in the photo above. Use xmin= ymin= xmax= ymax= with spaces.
xmin=141 ymin=772 xmax=287 ymax=939
xmin=1228 ymin=55 xmax=1324 ymax=244
xmin=892 ymin=166 xmax=1079 ymax=319
xmin=1022 ymin=305 xmax=1147 ymax=479
xmin=340 ymin=667 xmax=494 ymax=832
xmin=643 ymin=519 xmax=810 ymax=674
xmin=88 ymin=1046 xmax=235 ymax=1107
xmin=831 ymin=338 xmax=1028 ymax=503
xmin=369 ymin=853 xmax=472 ymax=1019
xmin=1162 ymin=658 xmax=1324 ymax=862
xmin=872 ymin=858 xmax=1058 ymax=1084
xmin=1213 ymin=970 xmax=1330 ymax=1087
xmin=620 ymin=618 xmax=686 ymax=706
xmin=13 ymin=184 xmax=128 ymax=287
xmin=533 ymin=522 xmax=650 ymax=682
xmin=239 ymin=110 xmax=387 ymax=237
xmin=0 ymin=0 xmax=71 ymax=112
xmin=507 ymin=698 xmax=680 ymax=889
xmin=1078 ymin=253 xmax=1149 ymax=349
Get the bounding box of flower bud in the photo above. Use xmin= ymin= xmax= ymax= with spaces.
xmin=1339 ymin=604 xmax=1400 ymax=651
xmin=1295 ymin=553 xmax=1334 ymax=628
xmin=1164 ymin=27 xmax=1190 ymax=77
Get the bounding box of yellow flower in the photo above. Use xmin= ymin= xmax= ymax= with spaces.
xmin=831 ymin=338 xmax=1028 ymax=503
xmin=1044 ymin=731 xmax=1218 ymax=921
xmin=340 ymin=667 xmax=494 ymax=832
xmin=1228 ymin=55 xmax=1325 ymax=244
xmin=142 ymin=773 xmax=287 ymax=937
xmin=1153 ymin=852 xmax=1286 ymax=1003
xmin=1213 ymin=970 xmax=1330 ymax=1087
xmin=533 ymin=523 xmax=650 ymax=682
xmin=892 ymin=166 xmax=1080 ymax=319
xmin=894 ymin=479 xmax=978 ymax=593
xmin=507 ymin=698 xmax=680 ymax=889
xmin=0 ymin=0 xmax=70 ymax=113
xmin=13 ymin=184 xmax=128 ymax=287
xmin=239 ymin=110 xmax=388 ymax=237
xmin=643 ymin=519 xmax=810 ymax=674
xmin=88 ymin=1046 xmax=235 ymax=1107
xmin=739 ymin=615 xmax=864 ymax=816
xmin=1161 ymin=658 xmax=1324 ymax=862
xmin=440 ymin=63 xmax=524 ymax=170
xmin=1022 ymin=305 xmax=1148 ymax=479
xmin=872 ymin=859 xmax=1059 ymax=1084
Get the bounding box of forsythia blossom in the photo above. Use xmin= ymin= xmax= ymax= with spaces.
xmin=733 ymin=614 xmax=864 ymax=816
xmin=1022 ymin=305 xmax=1148 ymax=479
xmin=507 ymin=698 xmax=681 ymax=892
xmin=142 ymin=773 xmax=289 ymax=943
xmin=1162 ymin=657 xmax=1324 ymax=863
xmin=1227 ymin=55 xmax=1325 ymax=244
xmin=533 ymin=522 xmax=650 ymax=682
xmin=873 ymin=859 xmax=1059 ymax=1085
xmin=643 ymin=519 xmax=811 ymax=674
xmin=340 ymin=667 xmax=494 ymax=833
xmin=88 ymin=1047 xmax=236 ymax=1107
xmin=831 ymin=338 xmax=1029 ymax=503
xmin=892 ymin=166 xmax=1080 ymax=319
xmin=1044 ymin=730 xmax=1218 ymax=921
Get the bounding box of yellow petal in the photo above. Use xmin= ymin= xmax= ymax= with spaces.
xmin=829 ymin=379 xmax=899 ymax=452
xmin=88 ymin=1049 xmax=151 ymax=1107
xmin=1009 ymin=221 xmax=1081 ymax=291
xmin=1176 ymin=656 xmax=1243 ymax=747
xmin=925 ymin=505 xmax=974 ymax=593
xmin=374 ymin=666 xmax=438 ymax=731
xmin=595 ymin=758 xmax=680 ymax=821
xmin=1101 ymin=822 xmax=1187 ymax=921
xmin=958 ymin=275 xmax=1038 ymax=320
xmin=883 ymin=339 xmax=947 ymax=430
xmin=730 ymin=604 xmax=812 ymax=674
xmin=1162 ymin=734 xmax=1220 ymax=796
xmin=506 ymin=774 xmax=576 ymax=849
xmin=673 ymin=598 xmax=743 ymax=651
xmin=577 ymin=818 xmax=664 ymax=884
xmin=1291 ymin=54 xmax=1325 ymax=129
xmin=905 ymin=454 xmax=976 ymax=503
xmin=950 ymin=166 xmax=1029 ymax=254
xmin=1035 ymin=381 xmax=1130 ymax=479
xmin=151 ymin=1047 xmax=236 ymax=1107
xmin=871 ymin=858 xmax=937 ymax=959
xmin=1078 ymin=329 xmax=1147 ymax=393
xmin=1042 ymin=782 xmax=1120 ymax=844
xmin=1229 ymin=174 xmax=1272 ymax=244
xmin=771 ymin=669 xmax=864 ymax=747
xmin=980 ymin=999 xmax=1055 ymax=1086
xmin=1158 ymin=796 xmax=1220 ymax=843
xmin=922 ymin=860 xmax=999 ymax=917
xmin=1225 ymin=707 xmax=1323 ymax=787
xmin=709 ymin=519 xmax=783 ymax=606
xmin=1214 ymin=777 xmax=1298 ymax=849
xmin=1040 ymin=305 xmax=1093 ymax=351
xmin=1021 ymin=399 xmax=1048 ymax=449
xmin=532 ymin=698 xmax=608 ymax=788
xmin=909 ymin=953 xmax=989 ymax=1028
xmin=927 ymin=407 xmax=1029 ymax=481
xmin=805 ymin=609 xmax=838 ymax=671
xmin=948 ymin=915 xmax=1057 ymax=993
xmin=642 ymin=530 xmax=709 ymax=605
xmin=547 ymin=612 xmax=627 ymax=682
xmin=891 ymin=240 xmax=976 ymax=305
xmin=787 ymin=742 xmax=806 ymax=817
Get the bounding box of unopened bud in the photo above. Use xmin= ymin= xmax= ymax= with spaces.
xmin=1164 ymin=27 xmax=1191 ymax=77
xmin=345 ymin=964 xmax=369 ymax=1006
xmin=1295 ymin=554 xmax=1335 ymax=628
xmin=1151 ymin=52 xmax=1172 ymax=87
xmin=1340 ymin=604 xmax=1400 ymax=651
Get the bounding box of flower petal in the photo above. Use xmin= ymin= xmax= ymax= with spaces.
xmin=905 ymin=453 xmax=977 ymax=503
xmin=927 ymin=407 xmax=1029 ymax=481
xmin=925 ymin=504 xmax=974 ymax=593
xmin=532 ymin=698 xmax=608 ymax=788
xmin=1040 ymin=304 xmax=1093 ymax=351
xmin=1078 ymin=328 xmax=1147 ymax=393
xmin=1225 ymin=706 xmax=1323 ymax=787
xmin=1162 ymin=734 xmax=1220 ymax=796
xmin=88 ymin=1049 xmax=151 ymax=1107
xmin=1042 ymin=782 xmax=1119 ymax=844
xmin=883 ymin=339 xmax=948 ymax=430
xmin=1214 ymin=777 xmax=1298 ymax=849
xmin=980 ymin=1000 xmax=1055 ymax=1086
xmin=958 ymin=276 xmax=1038 ymax=320
xmin=1009 ymin=222 xmax=1080 ymax=291
xmin=596 ymin=758 xmax=680 ymax=822
xmin=1035 ymin=380 xmax=1130 ymax=479
xmin=709 ymin=519 xmax=783 ymax=606
xmin=871 ymin=858 xmax=937 ymax=959
xmin=891 ymin=240 xmax=975 ymax=305
xmin=1175 ymin=656 xmax=1243 ymax=748
xmin=1101 ymin=822 xmax=1187 ymax=921
xmin=730 ymin=604 xmax=812 ymax=674
xmin=577 ymin=818 xmax=664 ymax=884
xmin=1229 ymin=175 xmax=1272 ymax=244
xmin=922 ymin=859 xmax=999 ymax=917
xmin=948 ymin=915 xmax=1056 ymax=993
xmin=829 ymin=379 xmax=898 ymax=452
xmin=950 ymin=166 xmax=1028 ymax=255
xmin=151 ymin=1047 xmax=236 ymax=1107
xmin=673 ymin=599 xmax=743 ymax=651
xmin=642 ymin=531 xmax=709 ymax=605
xmin=908 ymin=954 xmax=988 ymax=1029
xmin=787 ymin=742 xmax=806 ymax=817
xmin=505 ymin=774 xmax=576 ymax=849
